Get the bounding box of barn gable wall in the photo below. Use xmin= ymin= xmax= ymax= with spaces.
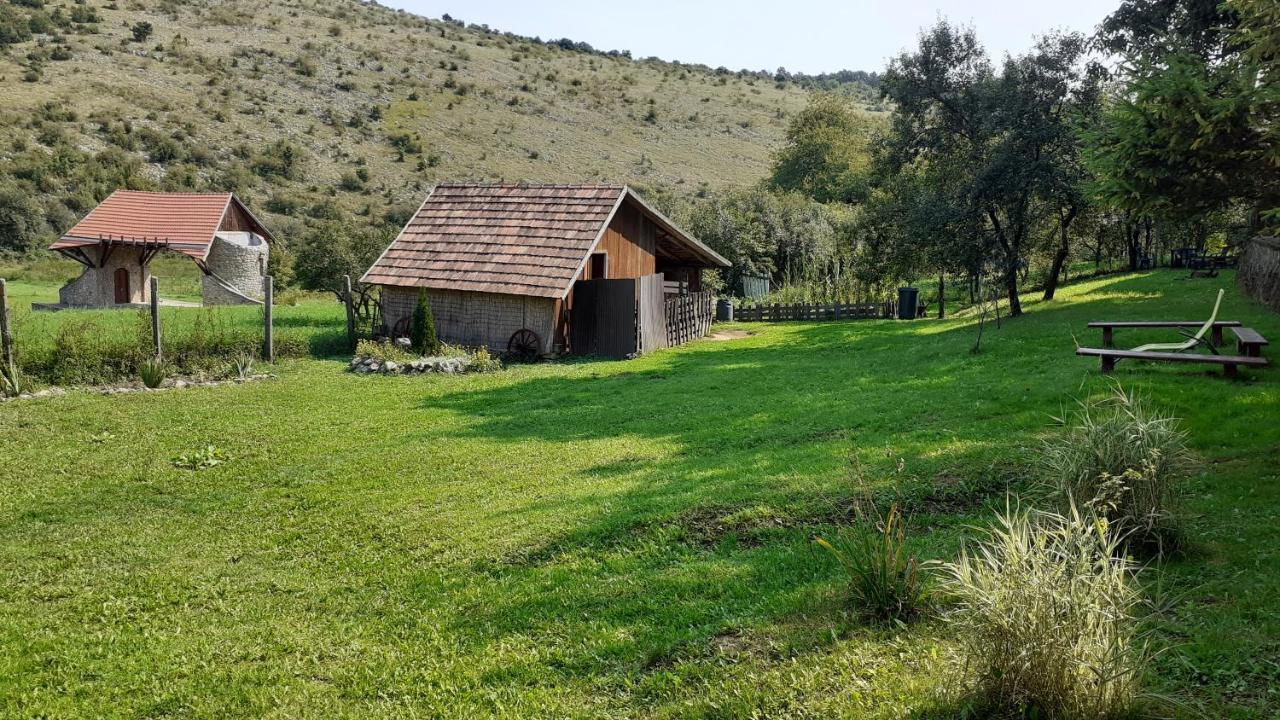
xmin=583 ymin=202 xmax=656 ymax=280
xmin=381 ymin=286 xmax=556 ymax=355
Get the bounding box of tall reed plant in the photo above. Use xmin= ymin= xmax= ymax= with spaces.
xmin=938 ymin=504 xmax=1151 ymax=719
xmin=1043 ymin=386 xmax=1190 ymax=552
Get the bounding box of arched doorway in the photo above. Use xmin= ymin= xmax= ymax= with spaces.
xmin=113 ymin=268 xmax=130 ymax=304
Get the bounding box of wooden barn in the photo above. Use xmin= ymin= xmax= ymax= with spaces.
xmin=361 ymin=183 xmax=730 ymax=357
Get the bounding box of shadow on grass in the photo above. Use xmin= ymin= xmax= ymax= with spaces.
xmin=394 ymin=271 xmax=1279 ymax=682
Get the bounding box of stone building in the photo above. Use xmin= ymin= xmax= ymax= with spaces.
xmin=47 ymin=191 xmax=273 ymax=308
xmin=361 ymin=183 xmax=729 ymax=356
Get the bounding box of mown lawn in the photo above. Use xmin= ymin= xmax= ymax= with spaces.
xmin=0 ymin=270 xmax=1277 ymax=718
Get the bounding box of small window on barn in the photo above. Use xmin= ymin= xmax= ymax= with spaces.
xmin=258 ymin=256 xmax=265 ymax=275
xmin=589 ymin=252 xmax=607 ymax=279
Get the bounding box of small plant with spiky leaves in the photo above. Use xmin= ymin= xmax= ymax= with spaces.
xmin=138 ymin=357 xmax=168 ymax=389
xmin=815 ymin=501 xmax=927 ymax=624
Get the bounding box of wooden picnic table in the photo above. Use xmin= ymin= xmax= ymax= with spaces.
xmin=1088 ymin=320 xmax=1242 ymax=349
xmin=1230 ymin=327 xmax=1269 ymax=358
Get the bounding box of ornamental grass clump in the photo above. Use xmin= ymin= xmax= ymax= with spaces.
xmin=1042 ymin=386 xmax=1189 ymax=553
xmin=138 ymin=357 xmax=168 ymax=389
xmin=815 ymin=503 xmax=927 ymax=623
xmin=938 ymin=505 xmax=1150 ymax=720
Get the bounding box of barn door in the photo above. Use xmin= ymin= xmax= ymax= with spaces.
xmin=113 ymin=268 xmax=130 ymax=303
xmin=571 ymin=278 xmax=637 ymax=358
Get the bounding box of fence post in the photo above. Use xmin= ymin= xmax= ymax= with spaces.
xmin=263 ymin=275 xmax=274 ymax=363
xmin=343 ymin=274 xmax=357 ymax=352
xmin=0 ymin=278 xmax=17 ymax=396
xmin=149 ymin=276 xmax=162 ymax=360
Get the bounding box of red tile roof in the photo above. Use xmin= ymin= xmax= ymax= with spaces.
xmin=361 ymin=183 xmax=728 ymax=298
xmin=49 ymin=191 xmax=255 ymax=261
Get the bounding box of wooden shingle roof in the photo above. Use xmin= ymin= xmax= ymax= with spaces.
xmin=361 ymin=183 xmax=728 ymax=299
xmin=49 ymin=190 xmax=271 ymax=261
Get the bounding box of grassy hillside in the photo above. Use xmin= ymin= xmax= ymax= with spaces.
xmin=1 ymin=270 xmax=1277 ymax=717
xmin=0 ymin=0 xmax=876 ymax=250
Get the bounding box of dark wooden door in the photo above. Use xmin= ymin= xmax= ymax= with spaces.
xmin=113 ymin=268 xmax=130 ymax=304
xmin=571 ymin=278 xmax=637 ymax=358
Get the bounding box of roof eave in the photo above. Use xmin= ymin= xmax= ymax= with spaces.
xmin=622 ymin=186 xmax=731 ymax=268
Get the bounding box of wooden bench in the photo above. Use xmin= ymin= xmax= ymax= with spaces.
xmin=1076 ymin=347 xmax=1267 ymax=378
xmin=1088 ymin=320 xmax=1242 ymax=349
xmin=1230 ymin=327 xmax=1269 ymax=357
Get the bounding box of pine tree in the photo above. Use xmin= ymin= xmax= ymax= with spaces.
xmin=410 ymin=289 xmax=439 ymax=355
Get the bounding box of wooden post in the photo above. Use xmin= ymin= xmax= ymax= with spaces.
xmin=344 ymin=274 xmax=357 ymax=351
xmin=0 ymin=278 xmax=17 ymax=395
xmin=149 ymin=276 xmax=162 ymax=360
xmin=263 ymin=275 xmax=274 ymax=363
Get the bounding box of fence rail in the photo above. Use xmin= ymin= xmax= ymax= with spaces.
xmin=665 ymin=291 xmax=714 ymax=347
xmin=734 ymin=300 xmax=894 ymax=322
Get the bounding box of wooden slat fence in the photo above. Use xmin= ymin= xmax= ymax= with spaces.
xmin=734 ymin=300 xmax=895 ymax=322
xmin=665 ymin=291 xmax=714 ymax=347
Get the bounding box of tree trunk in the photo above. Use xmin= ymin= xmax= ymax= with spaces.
xmin=1005 ymin=262 xmax=1022 ymax=317
xmin=1043 ymin=206 xmax=1078 ymax=301
xmin=937 ymin=273 xmax=945 ymax=319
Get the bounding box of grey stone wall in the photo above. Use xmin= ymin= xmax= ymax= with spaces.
xmin=58 ymin=247 xmax=152 ymax=306
xmin=381 ymin=286 xmax=556 ymax=355
xmin=203 ymin=235 xmax=268 ymax=305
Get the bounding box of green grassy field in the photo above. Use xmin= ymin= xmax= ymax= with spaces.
xmin=1 ymin=270 xmax=1277 ymax=717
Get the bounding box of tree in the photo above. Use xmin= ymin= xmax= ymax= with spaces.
xmin=292 ymin=220 xmax=392 ymax=325
xmin=878 ymin=23 xmax=1091 ymax=316
xmin=410 ymin=289 xmax=440 ymax=354
xmin=1087 ymin=0 xmax=1280 ymax=230
xmin=130 ymin=21 xmax=153 ymax=43
xmin=769 ymin=93 xmax=876 ymax=204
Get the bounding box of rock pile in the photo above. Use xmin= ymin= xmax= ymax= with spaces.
xmin=348 ymin=355 xmax=472 ymax=375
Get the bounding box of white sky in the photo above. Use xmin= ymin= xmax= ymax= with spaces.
xmin=379 ymin=0 xmax=1120 ymax=74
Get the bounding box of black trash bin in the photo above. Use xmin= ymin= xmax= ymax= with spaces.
xmin=897 ymin=287 xmax=919 ymax=320
xmin=715 ymin=298 xmax=734 ymax=322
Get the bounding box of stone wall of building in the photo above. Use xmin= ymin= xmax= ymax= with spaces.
xmin=203 ymin=234 xmax=268 ymax=305
xmin=381 ymin=286 xmax=556 ymax=355
xmin=58 ymin=246 xmax=152 ymax=306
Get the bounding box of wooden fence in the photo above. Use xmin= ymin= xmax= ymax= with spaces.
xmin=733 ymin=300 xmax=894 ymax=322
xmin=665 ymin=291 xmax=714 ymax=347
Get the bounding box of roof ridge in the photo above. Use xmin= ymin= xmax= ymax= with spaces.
xmin=435 ymin=182 xmax=625 ymax=188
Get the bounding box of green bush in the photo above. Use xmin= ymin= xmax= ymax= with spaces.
xmin=937 ymin=504 xmax=1149 ymax=719
xmin=815 ymin=503 xmax=927 ymax=623
xmin=409 ymin=289 xmax=439 ymax=354
xmin=464 ymin=346 xmax=503 ymax=373
xmin=354 ymin=338 xmax=412 ymax=364
xmin=1043 ymin=386 xmax=1189 ymax=552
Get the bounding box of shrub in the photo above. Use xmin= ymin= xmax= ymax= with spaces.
xmin=138 ymin=357 xmax=168 ymax=388
xmin=354 ymin=338 xmax=412 ymax=364
xmin=1043 ymin=386 xmax=1189 ymax=552
xmin=130 ymin=21 xmax=152 ymax=43
xmin=938 ymin=504 xmax=1149 ymax=719
xmin=815 ymin=503 xmax=926 ymax=623
xmin=465 ymin=346 xmax=503 ymax=373
xmin=409 ymin=289 xmax=439 ymax=354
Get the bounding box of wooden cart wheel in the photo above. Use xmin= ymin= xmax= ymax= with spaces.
xmin=507 ymin=329 xmax=541 ymax=362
